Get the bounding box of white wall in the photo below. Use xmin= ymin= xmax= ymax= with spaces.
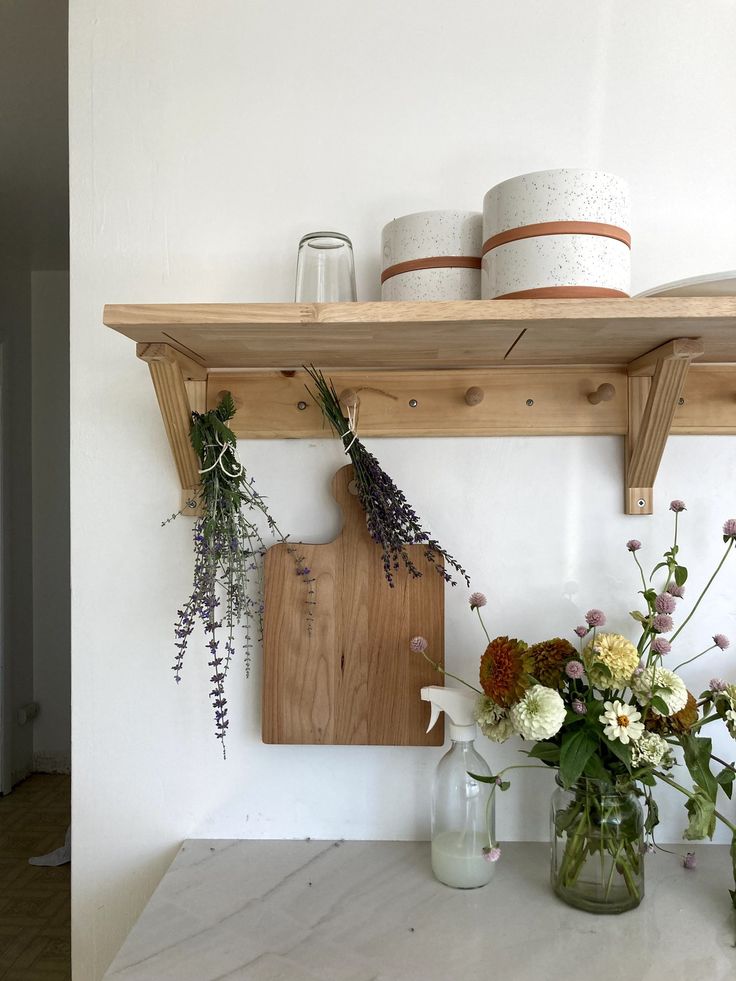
xmin=70 ymin=1 xmax=736 ymax=977
xmin=31 ymin=271 xmax=71 ymax=772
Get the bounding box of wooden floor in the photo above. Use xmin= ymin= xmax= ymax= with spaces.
xmin=0 ymin=774 xmax=71 ymax=980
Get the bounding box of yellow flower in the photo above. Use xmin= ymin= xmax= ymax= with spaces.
xmin=583 ymin=632 xmax=639 ymax=688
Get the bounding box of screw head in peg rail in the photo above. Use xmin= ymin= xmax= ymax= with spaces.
xmin=296 ymin=400 xmax=308 ymax=411
xmin=526 ymin=398 xmax=534 ymax=407
xmin=408 ymin=398 xmax=418 ymax=408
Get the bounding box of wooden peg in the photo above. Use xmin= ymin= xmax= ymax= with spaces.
xmin=339 ymin=388 xmax=360 ymax=410
xmin=464 ymin=386 xmax=485 ymax=406
xmin=587 ymin=383 xmax=616 ymax=405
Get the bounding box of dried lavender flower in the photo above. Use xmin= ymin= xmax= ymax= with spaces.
xmin=169 ymin=392 xmax=305 ymax=756
xmin=306 ymin=366 xmax=469 ymax=588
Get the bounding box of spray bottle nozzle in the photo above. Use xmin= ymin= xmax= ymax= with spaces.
xmin=421 ymin=685 xmax=478 ymax=742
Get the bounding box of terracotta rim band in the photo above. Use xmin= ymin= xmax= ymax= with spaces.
xmin=494 ymin=286 xmax=630 ymax=300
xmin=482 ymin=221 xmax=631 ymax=256
xmin=381 ymin=255 xmax=481 ymax=284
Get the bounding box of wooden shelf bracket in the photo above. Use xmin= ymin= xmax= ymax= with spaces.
xmin=625 ymin=338 xmax=704 ymax=515
xmin=137 ymin=343 xmax=207 ymax=513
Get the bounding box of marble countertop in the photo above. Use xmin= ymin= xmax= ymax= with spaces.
xmin=104 ymin=839 xmax=736 ymax=980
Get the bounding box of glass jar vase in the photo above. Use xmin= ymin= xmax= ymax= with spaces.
xmin=550 ymin=777 xmax=644 ymax=913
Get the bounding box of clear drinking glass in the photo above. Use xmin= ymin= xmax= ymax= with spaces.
xmin=295 ymin=232 xmax=357 ymax=302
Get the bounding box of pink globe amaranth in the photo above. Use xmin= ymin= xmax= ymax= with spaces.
xmin=409 ymin=636 xmax=428 ymax=653
xmin=713 ymin=633 xmax=730 ymax=651
xmin=655 ymin=592 xmax=676 ymax=614
xmin=565 ymin=660 xmax=585 ymax=679
xmin=670 ymin=500 xmax=687 ymax=513
xmin=653 ymin=613 xmax=674 ymax=633
xmin=723 ymin=518 xmax=736 ymax=539
xmin=585 ymin=609 xmax=606 ymax=628
xmin=469 ymin=591 xmax=487 ymax=610
xmin=626 ymin=539 xmax=642 ymax=552
xmin=574 ymin=625 xmax=588 ymax=638
xmin=667 ymin=582 xmax=685 ymax=598
xmin=710 ymin=678 xmax=727 ymax=692
xmin=651 ymin=637 xmax=672 ymax=656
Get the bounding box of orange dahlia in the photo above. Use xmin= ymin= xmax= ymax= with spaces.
xmin=479 ymin=636 xmax=532 ymax=708
xmin=527 ymin=638 xmax=577 ymax=689
xmin=645 ymin=690 xmax=699 ymax=735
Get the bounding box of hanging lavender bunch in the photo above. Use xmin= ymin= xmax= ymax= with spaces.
xmin=305 ymin=366 xmax=469 ymax=588
xmin=167 ymin=392 xmax=313 ymax=756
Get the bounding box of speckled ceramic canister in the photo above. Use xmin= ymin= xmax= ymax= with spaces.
xmin=481 ymin=170 xmax=631 ymax=299
xmin=381 ymin=211 xmax=482 ymax=301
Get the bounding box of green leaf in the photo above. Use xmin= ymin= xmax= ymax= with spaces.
xmin=527 ymin=741 xmax=561 ymax=764
xmin=650 ymin=695 xmax=670 ymax=715
xmin=582 ymin=753 xmax=610 ymax=781
xmin=675 ymin=565 xmax=688 ymax=586
xmin=467 ymin=771 xmax=495 ymax=784
xmin=602 ymin=735 xmax=632 ymax=772
xmin=559 ymin=729 xmax=598 ymax=789
xmin=683 ymin=785 xmax=716 ymax=840
xmin=499 ymin=781 xmax=511 ymax=791
xmin=644 ymin=796 xmax=660 ymax=834
xmin=730 ymin=835 xmax=736 ymax=909
xmin=716 ymin=767 xmax=735 ymax=800
xmin=681 ymin=734 xmax=719 ymax=802
xmin=629 ymin=610 xmax=647 ymax=624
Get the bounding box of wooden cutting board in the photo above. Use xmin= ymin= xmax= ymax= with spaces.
xmin=262 ymin=465 xmax=445 ymax=745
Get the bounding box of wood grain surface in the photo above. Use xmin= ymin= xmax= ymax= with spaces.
xmin=262 ymin=466 xmax=445 ymax=745
xmin=108 ymin=296 xmax=736 ymax=367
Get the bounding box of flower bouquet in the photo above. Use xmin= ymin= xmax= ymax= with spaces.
xmin=414 ymin=501 xmax=736 ymax=913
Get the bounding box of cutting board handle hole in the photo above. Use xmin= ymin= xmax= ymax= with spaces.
xmin=347 ymin=479 xmax=359 ymax=496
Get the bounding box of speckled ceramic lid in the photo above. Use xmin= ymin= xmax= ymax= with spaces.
xmin=483 ymin=169 xmax=630 ymax=236
xmin=381 ymin=210 xmax=482 ymax=271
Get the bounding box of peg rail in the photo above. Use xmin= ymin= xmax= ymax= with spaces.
xmin=103 ymin=298 xmax=736 ymax=514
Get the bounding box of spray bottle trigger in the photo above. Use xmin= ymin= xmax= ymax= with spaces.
xmin=426 ymin=702 xmax=441 ymax=734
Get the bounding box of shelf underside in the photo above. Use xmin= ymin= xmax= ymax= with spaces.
xmin=104 ymin=297 xmax=736 ymax=369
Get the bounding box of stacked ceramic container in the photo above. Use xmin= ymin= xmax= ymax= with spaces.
xmin=481 ymin=169 xmax=631 ymax=299
xmin=381 ymin=211 xmax=482 ymax=301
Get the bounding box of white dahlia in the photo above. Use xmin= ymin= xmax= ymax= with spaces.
xmin=632 ymin=666 xmax=688 ymax=716
xmin=599 ymin=700 xmax=644 ymax=745
xmin=509 ymin=685 xmax=566 ymax=741
xmin=475 ymin=696 xmax=515 ymax=743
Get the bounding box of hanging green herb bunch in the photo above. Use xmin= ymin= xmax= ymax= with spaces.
xmin=167 ymin=392 xmax=313 ymax=755
xmin=306 ymin=366 xmax=469 ymax=588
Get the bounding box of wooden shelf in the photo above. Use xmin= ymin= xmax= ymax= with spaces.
xmin=104 ymin=297 xmax=736 ymax=368
xmin=103 ymin=298 xmax=736 ymax=515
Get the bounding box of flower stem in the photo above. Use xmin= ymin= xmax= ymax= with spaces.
xmin=672 ymin=643 xmax=717 ymax=673
xmin=670 ymin=539 xmax=734 ymax=645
